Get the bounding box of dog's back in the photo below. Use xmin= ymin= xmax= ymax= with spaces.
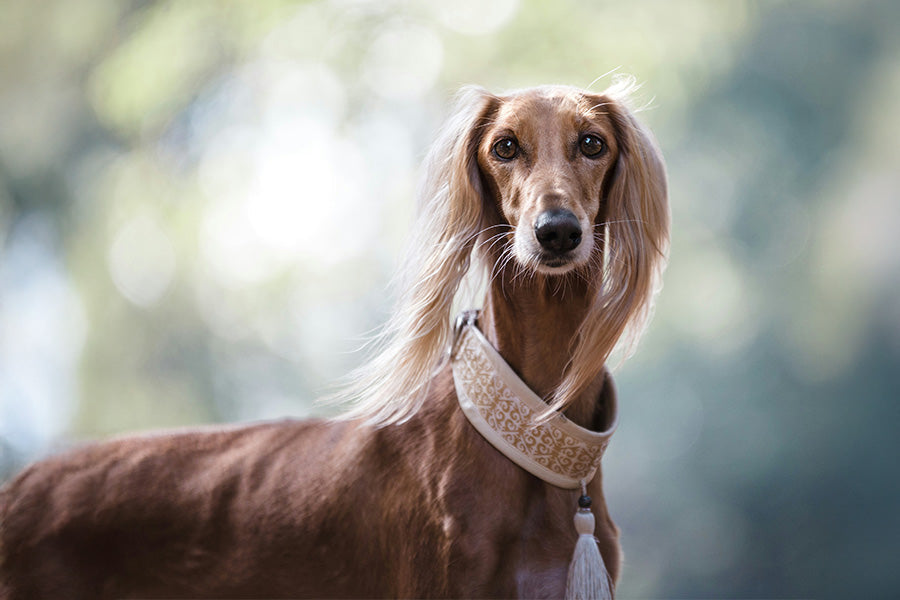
xmin=0 ymin=419 xmax=431 ymax=598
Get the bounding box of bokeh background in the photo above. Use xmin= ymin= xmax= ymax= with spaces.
xmin=1 ymin=0 xmax=898 ymax=597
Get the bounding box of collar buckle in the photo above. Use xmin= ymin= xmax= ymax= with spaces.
xmin=450 ymin=310 xmax=479 ymax=360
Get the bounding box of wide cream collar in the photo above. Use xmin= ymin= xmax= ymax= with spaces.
xmin=450 ymin=312 xmax=618 ymax=490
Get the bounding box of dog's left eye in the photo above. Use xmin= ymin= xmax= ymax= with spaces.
xmin=579 ymin=134 xmax=606 ymax=158
xmin=492 ymin=138 xmax=519 ymax=160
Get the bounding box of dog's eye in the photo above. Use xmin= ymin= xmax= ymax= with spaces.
xmin=492 ymin=138 xmax=519 ymax=160
xmin=579 ymin=134 xmax=606 ymax=158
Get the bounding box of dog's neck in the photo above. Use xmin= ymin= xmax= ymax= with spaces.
xmin=479 ymin=270 xmax=604 ymax=429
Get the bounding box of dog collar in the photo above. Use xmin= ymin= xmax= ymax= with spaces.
xmin=449 ymin=311 xmax=618 ymax=490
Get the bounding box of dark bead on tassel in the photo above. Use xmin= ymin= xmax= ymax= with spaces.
xmin=577 ymin=494 xmax=592 ymax=509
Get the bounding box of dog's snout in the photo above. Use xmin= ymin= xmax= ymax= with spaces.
xmin=534 ymin=209 xmax=582 ymax=253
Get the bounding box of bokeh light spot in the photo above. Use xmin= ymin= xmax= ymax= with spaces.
xmin=108 ymin=214 xmax=177 ymax=307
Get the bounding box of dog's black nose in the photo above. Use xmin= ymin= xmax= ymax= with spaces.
xmin=534 ymin=209 xmax=582 ymax=253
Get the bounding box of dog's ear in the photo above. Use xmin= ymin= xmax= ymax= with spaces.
xmin=416 ymin=86 xmax=497 ymax=250
xmin=333 ymin=87 xmax=497 ymax=425
xmin=603 ymin=98 xmax=670 ymax=286
xmin=599 ymin=97 xmax=670 ymax=348
xmin=550 ymin=93 xmax=670 ymax=416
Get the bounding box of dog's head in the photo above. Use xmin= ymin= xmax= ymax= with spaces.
xmin=339 ymin=82 xmax=669 ymax=423
xmin=466 ymin=85 xmax=669 ymax=285
xmin=475 ymin=87 xmax=621 ymax=275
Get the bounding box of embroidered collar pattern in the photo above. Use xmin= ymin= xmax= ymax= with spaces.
xmin=450 ymin=314 xmax=618 ymax=489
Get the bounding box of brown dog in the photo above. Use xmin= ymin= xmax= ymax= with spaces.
xmin=0 ymin=82 xmax=668 ymax=599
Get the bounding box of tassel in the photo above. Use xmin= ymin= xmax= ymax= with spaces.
xmin=565 ymin=483 xmax=612 ymax=600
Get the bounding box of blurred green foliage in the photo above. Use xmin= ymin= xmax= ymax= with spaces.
xmin=1 ymin=0 xmax=898 ymax=597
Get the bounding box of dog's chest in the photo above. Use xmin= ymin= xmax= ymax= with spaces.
xmin=515 ymin=562 xmax=568 ymax=598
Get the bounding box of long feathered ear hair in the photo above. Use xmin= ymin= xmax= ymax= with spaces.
xmin=333 ymin=86 xmax=497 ymax=425
xmin=546 ymin=81 xmax=670 ymax=416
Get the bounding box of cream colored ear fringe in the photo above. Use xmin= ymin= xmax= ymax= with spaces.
xmin=565 ymin=481 xmax=613 ymax=600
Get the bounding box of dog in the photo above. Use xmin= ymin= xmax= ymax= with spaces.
xmin=0 ymin=81 xmax=668 ymax=599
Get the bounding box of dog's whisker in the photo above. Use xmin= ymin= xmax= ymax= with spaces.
xmin=594 ymin=218 xmax=647 ymax=229
xmin=483 ymin=231 xmax=512 ymax=253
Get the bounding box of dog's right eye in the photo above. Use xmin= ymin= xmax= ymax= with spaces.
xmin=492 ymin=138 xmax=519 ymax=160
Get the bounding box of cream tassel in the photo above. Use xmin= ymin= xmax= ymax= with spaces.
xmin=565 ymin=481 xmax=612 ymax=600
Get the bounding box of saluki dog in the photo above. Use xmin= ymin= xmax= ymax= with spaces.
xmin=0 ymin=81 xmax=668 ymax=599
